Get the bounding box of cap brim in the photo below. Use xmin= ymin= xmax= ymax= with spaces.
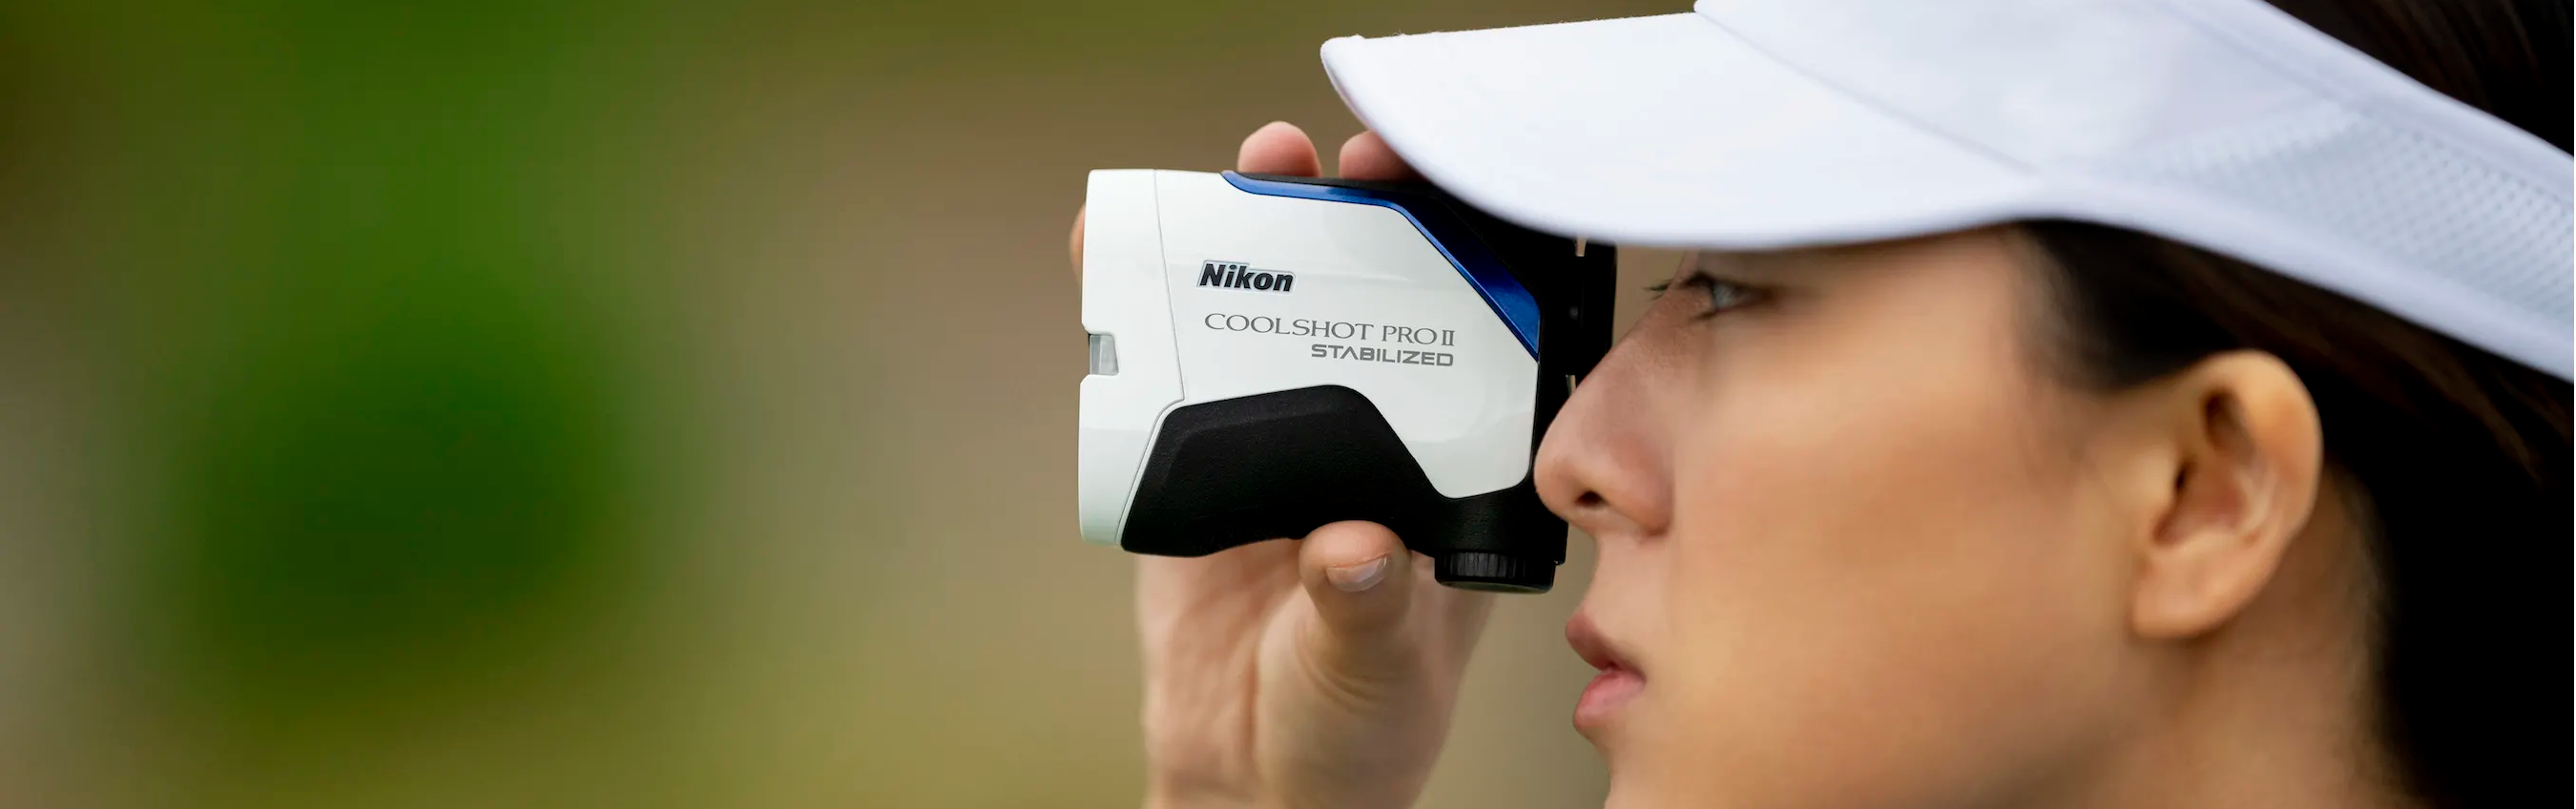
xmin=1323 ymin=12 xmax=2039 ymax=248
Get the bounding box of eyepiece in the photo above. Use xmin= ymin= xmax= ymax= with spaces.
xmin=1434 ymin=550 xmax=1553 ymax=593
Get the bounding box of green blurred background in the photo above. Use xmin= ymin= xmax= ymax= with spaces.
xmin=0 ymin=1 xmax=1680 ymax=806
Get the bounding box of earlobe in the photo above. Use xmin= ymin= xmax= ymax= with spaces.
xmin=2129 ymin=352 xmax=2324 ymax=639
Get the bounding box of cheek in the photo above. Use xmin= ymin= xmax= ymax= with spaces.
xmin=1643 ymin=321 xmax=2133 ymax=803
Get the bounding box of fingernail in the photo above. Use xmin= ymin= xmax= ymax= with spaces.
xmin=1326 ymin=555 xmax=1390 ymax=591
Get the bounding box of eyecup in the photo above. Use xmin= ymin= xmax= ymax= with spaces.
xmin=1433 ymin=550 xmax=1554 ymax=593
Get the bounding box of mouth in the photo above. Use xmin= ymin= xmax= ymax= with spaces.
xmin=1566 ymin=612 xmax=1644 ymax=735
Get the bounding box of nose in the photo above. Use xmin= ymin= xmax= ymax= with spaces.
xmin=1535 ymin=332 xmax=1675 ymax=542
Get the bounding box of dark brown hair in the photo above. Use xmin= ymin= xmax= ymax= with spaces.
xmin=2026 ymin=3 xmax=2568 ymax=805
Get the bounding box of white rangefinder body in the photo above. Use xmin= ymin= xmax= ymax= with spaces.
xmin=1078 ymin=169 xmax=1611 ymax=592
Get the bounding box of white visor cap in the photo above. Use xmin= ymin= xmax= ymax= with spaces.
xmin=1322 ymin=0 xmax=2574 ymax=380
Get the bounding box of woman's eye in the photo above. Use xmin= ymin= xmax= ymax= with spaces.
xmin=1647 ymin=272 xmax=1767 ymax=318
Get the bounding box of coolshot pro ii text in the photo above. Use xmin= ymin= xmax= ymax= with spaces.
xmin=1079 ymin=170 xmax=1615 ymax=592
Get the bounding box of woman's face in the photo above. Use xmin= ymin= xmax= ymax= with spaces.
xmin=1538 ymin=228 xmax=2150 ymax=809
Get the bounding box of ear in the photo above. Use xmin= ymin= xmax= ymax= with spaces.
xmin=2118 ymin=351 xmax=2325 ymax=639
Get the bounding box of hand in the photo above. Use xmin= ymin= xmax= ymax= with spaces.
xmin=1071 ymin=122 xmax=1498 ymax=809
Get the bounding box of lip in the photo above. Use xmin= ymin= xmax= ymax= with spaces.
xmin=1567 ymin=612 xmax=1644 ymax=735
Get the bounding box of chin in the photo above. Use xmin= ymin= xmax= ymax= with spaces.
xmin=1592 ymin=744 xmax=1663 ymax=809
xmin=1598 ymin=774 xmax=1653 ymax=809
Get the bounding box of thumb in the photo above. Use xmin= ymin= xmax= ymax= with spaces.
xmin=1295 ymin=521 xmax=1421 ymax=675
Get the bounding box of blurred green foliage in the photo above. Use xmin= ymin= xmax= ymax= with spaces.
xmin=87 ymin=3 xmax=632 ymax=670
xmin=7 ymin=1 xmax=671 ymax=803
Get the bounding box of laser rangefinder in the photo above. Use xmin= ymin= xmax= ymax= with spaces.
xmin=1078 ymin=170 xmax=1615 ymax=592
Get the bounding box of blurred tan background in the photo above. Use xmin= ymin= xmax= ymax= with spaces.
xmin=0 ymin=1 xmax=1681 ymax=806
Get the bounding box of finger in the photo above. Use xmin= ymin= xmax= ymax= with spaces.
xmin=1295 ymin=521 xmax=1419 ymax=670
xmin=1135 ymin=541 xmax=1298 ymax=649
xmin=1069 ymin=206 xmax=1085 ymax=277
xmin=1337 ymin=131 xmax=1420 ymax=181
xmin=1424 ymin=576 xmax=1497 ymax=667
xmin=1238 ymin=121 xmax=1322 ymax=176
xmin=1136 ymin=540 xmax=1298 ymax=612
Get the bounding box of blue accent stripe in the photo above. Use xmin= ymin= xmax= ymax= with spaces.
xmin=1221 ymin=171 xmax=1541 ymax=357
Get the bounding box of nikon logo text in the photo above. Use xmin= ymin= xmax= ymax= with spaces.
xmin=1197 ymin=260 xmax=1294 ymax=293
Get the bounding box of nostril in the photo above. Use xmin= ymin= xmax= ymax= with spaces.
xmin=1575 ymin=491 xmax=1604 ymax=508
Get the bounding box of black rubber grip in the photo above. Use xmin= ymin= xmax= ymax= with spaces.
xmin=1118 ymin=385 xmax=1562 ymax=591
